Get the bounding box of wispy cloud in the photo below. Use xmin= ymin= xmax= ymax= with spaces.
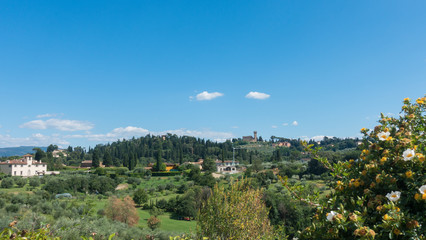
xmin=67 ymin=126 xmax=234 ymax=143
xmin=245 ymin=91 xmax=270 ymax=100
xmin=300 ymin=135 xmax=334 ymax=142
xmin=194 ymin=91 xmax=224 ymax=101
xmin=282 ymin=123 xmax=289 ymax=126
xmin=272 ymin=125 xmax=278 ymax=128
xmin=292 ymin=121 xmax=298 ymax=126
xmin=20 ymin=119 xmax=94 ymax=131
xmin=36 ymin=113 xmax=62 ymax=118
xmin=0 ymin=133 xmax=70 ymax=148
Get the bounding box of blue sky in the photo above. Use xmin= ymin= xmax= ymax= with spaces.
xmin=0 ymin=1 xmax=425 ymax=148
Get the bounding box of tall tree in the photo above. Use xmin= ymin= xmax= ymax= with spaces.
xmin=103 ymin=150 xmax=113 ymax=167
xmin=92 ymin=150 xmax=100 ymax=168
xmin=46 ymin=144 xmax=58 ymax=153
xmin=155 ymin=143 xmax=163 ymax=171
xmin=202 ymin=158 xmax=216 ymax=172
xmin=33 ymin=148 xmax=45 ymax=161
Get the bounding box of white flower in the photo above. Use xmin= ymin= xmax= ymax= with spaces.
xmin=386 ymin=191 xmax=401 ymax=202
xmin=326 ymin=211 xmax=337 ymax=222
xmin=419 ymin=185 xmax=426 ymax=195
xmin=377 ymin=131 xmax=390 ymax=141
xmin=402 ymin=149 xmax=415 ymax=161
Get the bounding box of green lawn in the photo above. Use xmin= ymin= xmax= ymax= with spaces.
xmin=93 ymin=197 xmax=196 ymax=234
xmin=138 ymin=209 xmax=196 ymax=234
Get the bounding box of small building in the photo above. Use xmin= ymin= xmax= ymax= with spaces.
xmin=52 ymin=149 xmax=68 ymax=158
xmin=242 ymin=131 xmax=258 ymax=142
xmin=216 ymin=160 xmax=239 ymax=174
xmin=79 ymin=160 xmax=104 ymax=168
xmin=188 ymin=159 xmax=203 ymax=170
xmin=272 ymin=142 xmax=291 ymax=148
xmin=80 ymin=160 xmax=93 ymax=168
xmin=165 ymin=163 xmax=179 ymax=171
xmin=0 ymin=154 xmax=47 ymax=177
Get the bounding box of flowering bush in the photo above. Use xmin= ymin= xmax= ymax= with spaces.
xmin=297 ymin=96 xmax=425 ymax=239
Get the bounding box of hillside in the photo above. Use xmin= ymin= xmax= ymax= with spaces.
xmin=0 ymin=146 xmax=47 ymax=157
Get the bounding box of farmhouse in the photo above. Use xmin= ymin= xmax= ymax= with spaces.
xmin=216 ymin=160 xmax=239 ymax=174
xmin=0 ymin=154 xmax=47 ymax=176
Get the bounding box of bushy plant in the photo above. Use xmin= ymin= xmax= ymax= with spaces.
xmin=197 ymin=179 xmax=274 ymax=239
xmin=1 ymin=177 xmax=14 ymax=188
xmin=147 ymin=215 xmax=161 ymax=231
xmin=29 ymin=177 xmax=41 ymax=188
xmin=294 ymin=97 xmax=425 ymax=239
xmin=104 ymin=196 xmax=139 ymax=226
xmin=13 ymin=177 xmax=27 ymax=188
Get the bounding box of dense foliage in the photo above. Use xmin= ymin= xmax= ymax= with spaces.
xmin=297 ymin=97 xmax=426 ymax=239
xmin=197 ymin=179 xmax=274 ymax=239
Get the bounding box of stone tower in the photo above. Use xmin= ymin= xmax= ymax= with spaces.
xmin=254 ymin=131 xmax=258 ymax=142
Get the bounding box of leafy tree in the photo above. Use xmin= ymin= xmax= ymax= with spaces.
xmin=105 ymin=196 xmax=139 ymax=226
xmin=147 ymin=216 xmax=161 ymax=231
xmin=133 ymin=188 xmax=149 ymax=206
xmin=202 ymin=158 xmax=216 ymax=172
xmin=13 ymin=177 xmax=26 ymax=188
xmin=46 ymin=144 xmax=58 ymax=153
xmin=1 ymin=177 xmax=14 ymax=188
xmin=293 ymin=97 xmax=426 ymax=239
xmin=92 ymin=150 xmax=100 ymax=168
xmin=29 ymin=177 xmax=41 ymax=188
xmin=155 ymin=147 xmax=163 ymax=171
xmin=252 ymin=159 xmax=263 ymax=172
xmin=103 ymin=150 xmax=113 ymax=167
xmin=197 ymin=179 xmax=274 ymax=239
xmin=33 ymin=148 xmax=46 ymax=161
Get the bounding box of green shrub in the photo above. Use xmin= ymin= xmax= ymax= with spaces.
xmin=197 ymin=179 xmax=274 ymax=239
xmin=295 ymin=97 xmax=426 ymax=239
xmin=13 ymin=177 xmax=26 ymax=188
xmin=0 ymin=178 xmax=14 ymax=188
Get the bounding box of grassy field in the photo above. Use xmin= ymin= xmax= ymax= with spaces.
xmin=92 ymin=195 xmax=196 ymax=234
xmin=138 ymin=210 xmax=196 ymax=234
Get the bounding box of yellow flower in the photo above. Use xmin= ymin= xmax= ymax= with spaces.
xmin=417 ymin=153 xmax=424 ymax=162
xmin=417 ymin=98 xmax=424 ymax=104
xmin=361 ymin=128 xmax=367 ymax=132
xmin=386 ymin=136 xmax=393 ymax=141
xmin=362 ymin=149 xmax=370 ymax=155
xmin=404 ymin=98 xmax=410 ymax=102
xmin=383 ymin=214 xmax=392 ymax=221
xmin=423 ymin=193 xmax=426 ymax=200
xmin=405 ymin=171 xmax=413 ymax=178
xmin=376 ymin=205 xmax=382 ymax=211
xmin=380 ymin=157 xmax=387 ymax=163
xmin=393 ymin=229 xmax=401 ymax=235
xmin=414 ymin=193 xmax=421 ymax=200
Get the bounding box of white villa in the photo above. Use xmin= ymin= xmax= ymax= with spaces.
xmin=216 ymin=160 xmax=239 ymax=174
xmin=0 ymin=154 xmax=47 ymax=177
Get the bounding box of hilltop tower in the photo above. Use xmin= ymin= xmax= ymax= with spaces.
xmin=254 ymin=131 xmax=258 ymax=142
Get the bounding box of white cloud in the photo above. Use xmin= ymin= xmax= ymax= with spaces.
xmin=195 ymin=91 xmax=224 ymax=101
xmin=67 ymin=126 xmax=234 ymax=143
xmin=272 ymin=125 xmax=278 ymax=128
xmin=292 ymin=121 xmax=298 ymax=126
xmin=0 ymin=133 xmax=70 ymax=148
xmin=282 ymin=123 xmax=289 ymax=126
xmin=36 ymin=113 xmax=61 ymax=118
xmin=300 ymin=135 xmax=334 ymax=142
xmin=20 ymin=119 xmax=94 ymax=131
xmin=245 ymin=91 xmax=270 ymax=100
